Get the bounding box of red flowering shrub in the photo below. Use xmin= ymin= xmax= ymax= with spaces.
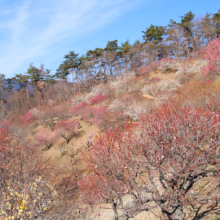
xmin=136 ymin=62 xmax=160 ymax=76
xmin=0 ymin=120 xmax=12 ymax=130
xmin=72 ymin=101 xmax=108 ymax=127
xmin=80 ymin=106 xmax=108 ymax=127
xmin=149 ymin=77 xmax=161 ymax=83
xmin=23 ymin=109 xmax=37 ymax=124
xmin=202 ymin=38 xmax=220 ymax=76
xmin=160 ymin=57 xmax=173 ymax=64
xmin=151 ymin=61 xmax=160 ymax=70
xmin=136 ymin=66 xmax=151 ymax=76
xmin=201 ymin=80 xmax=213 ymax=86
xmin=35 ymin=129 xmax=58 ymax=150
xmin=72 ymin=101 xmax=89 ymax=116
xmin=78 ymin=104 xmax=220 ymax=219
xmin=88 ymin=95 xmax=107 ymax=105
xmin=54 ymin=119 xmax=78 ymax=144
xmin=89 ymin=106 xmax=108 ymax=126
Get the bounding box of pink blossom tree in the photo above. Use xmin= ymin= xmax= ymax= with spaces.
xmin=54 ymin=119 xmax=78 ymax=144
xmin=88 ymin=95 xmax=107 ymax=105
xmin=136 ymin=62 xmax=160 ymax=76
xmin=82 ymin=106 xmax=108 ymax=127
xmin=35 ymin=129 xmax=57 ymax=150
xmin=72 ymin=102 xmax=108 ymax=127
xmin=23 ymin=109 xmax=38 ymax=125
xmin=78 ymin=104 xmax=220 ymax=220
xmin=202 ymin=38 xmax=220 ymax=76
xmin=72 ymin=101 xmax=89 ymax=116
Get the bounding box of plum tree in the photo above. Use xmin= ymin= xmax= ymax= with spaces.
xmin=78 ymin=104 xmax=220 ymax=220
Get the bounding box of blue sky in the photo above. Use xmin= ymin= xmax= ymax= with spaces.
xmin=0 ymin=0 xmax=219 ymax=78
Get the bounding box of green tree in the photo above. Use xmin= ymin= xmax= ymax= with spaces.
xmin=200 ymin=13 xmax=215 ymax=43
xmin=26 ymin=64 xmax=44 ymax=89
xmin=179 ymin=11 xmax=195 ymax=54
xmin=0 ymin=74 xmax=6 ymax=101
xmin=55 ymin=63 xmax=70 ymax=80
xmin=86 ymin=49 xmax=98 ymax=82
xmin=11 ymin=74 xmax=30 ymax=104
xmin=86 ymin=48 xmax=105 ymax=82
xmin=26 ymin=64 xmax=52 ymax=101
xmin=57 ymin=51 xmax=80 ymax=92
xmin=5 ymin=78 xmax=15 ymax=92
xmin=142 ymin=25 xmax=166 ymax=62
xmin=212 ymin=9 xmax=220 ymax=38
xmin=165 ymin=19 xmax=184 ymax=59
xmin=105 ymin=40 xmax=120 ymax=77
xmin=11 ymin=74 xmax=28 ymax=89
xmin=105 ymin=40 xmax=119 ymax=52
xmin=119 ymin=40 xmax=132 ymax=73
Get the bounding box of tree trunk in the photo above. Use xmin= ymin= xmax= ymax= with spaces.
xmin=72 ymin=68 xmax=75 ymax=93
xmin=144 ymin=49 xmax=147 ymax=65
xmin=112 ymin=202 xmax=118 ymax=220
xmin=191 ymin=37 xmax=196 ymax=55
xmin=170 ymin=207 xmax=184 ymax=220
xmin=113 ymin=54 xmax=116 ymax=77
xmin=78 ymin=77 xmax=80 ymax=93
xmin=26 ymin=84 xmax=30 ymax=108
xmin=164 ymin=206 xmax=184 ymax=220
xmin=184 ymin=31 xmax=189 ymax=57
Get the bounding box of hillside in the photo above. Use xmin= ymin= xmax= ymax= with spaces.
xmin=1 ymin=46 xmax=220 ymax=219
xmin=1 ymin=9 xmax=220 ymax=218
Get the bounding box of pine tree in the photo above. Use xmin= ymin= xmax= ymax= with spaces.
xmin=55 ymin=63 xmax=69 ymax=80
xmin=142 ymin=25 xmax=166 ymax=62
xmin=105 ymin=40 xmax=119 ymax=77
xmin=200 ymin=13 xmax=215 ymax=43
xmin=119 ymin=40 xmax=132 ymax=73
xmin=12 ymin=74 xmax=30 ymax=105
xmin=12 ymin=74 xmax=28 ymax=89
xmin=165 ymin=19 xmax=184 ymax=59
xmin=26 ymin=64 xmax=44 ymax=89
xmin=5 ymin=78 xmax=15 ymax=92
xmin=0 ymin=74 xmax=6 ymax=101
xmin=26 ymin=64 xmax=52 ymax=101
xmin=56 ymin=51 xmax=80 ymax=92
xmin=179 ymin=11 xmax=195 ymax=54
xmin=212 ymin=9 xmax=220 ymax=38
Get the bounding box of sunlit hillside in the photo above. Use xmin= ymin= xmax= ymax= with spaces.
xmin=0 ymin=9 xmax=220 ymax=220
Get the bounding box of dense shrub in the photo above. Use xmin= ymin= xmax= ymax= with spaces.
xmin=83 ymin=106 xmax=108 ymax=126
xmin=141 ymin=79 xmax=181 ymax=98
xmin=136 ymin=66 xmax=151 ymax=76
xmin=72 ymin=101 xmax=89 ymax=116
xmin=88 ymin=94 xmax=107 ymax=105
xmin=175 ymin=59 xmax=207 ymax=83
xmin=149 ymin=77 xmax=161 ymax=83
xmin=202 ymin=38 xmax=220 ymax=76
xmin=109 ymin=96 xmax=131 ymax=113
xmin=123 ymin=101 xmax=151 ymax=121
xmin=87 ymin=83 xmax=112 ymax=98
xmin=35 ymin=129 xmax=57 ymax=150
xmin=22 ymin=108 xmax=38 ymax=125
xmin=72 ymin=101 xmax=108 ymax=127
xmin=54 ymin=119 xmax=78 ymax=144
xmin=78 ymin=104 xmax=220 ymax=219
xmin=40 ymin=105 xmax=70 ymax=131
xmin=109 ymin=71 xmax=136 ymax=95
xmin=0 ymin=129 xmax=59 ymax=219
xmin=159 ymin=58 xmax=181 ymax=73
